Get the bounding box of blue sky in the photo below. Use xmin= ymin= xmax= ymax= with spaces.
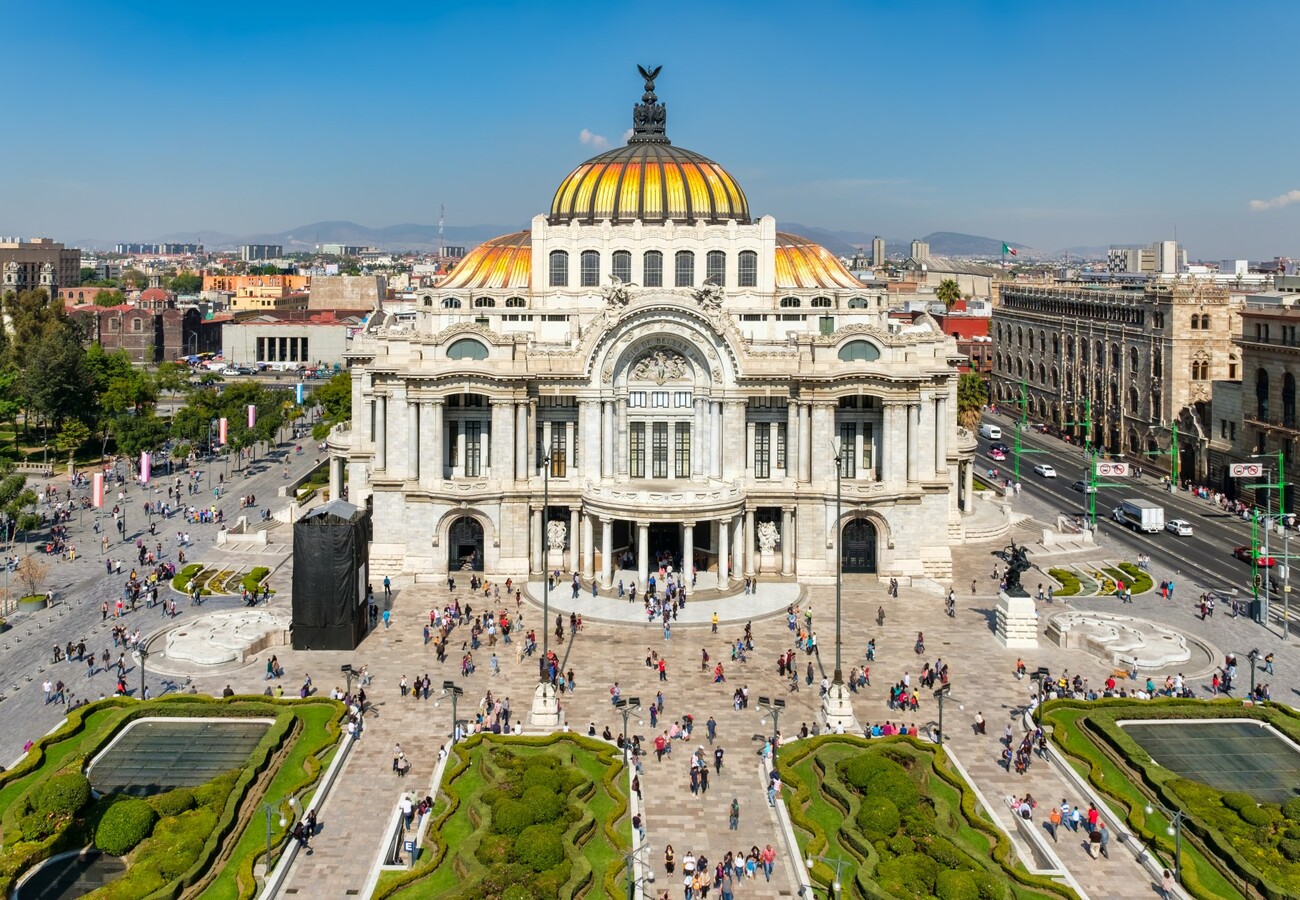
xmin=5 ymin=0 xmax=1298 ymax=258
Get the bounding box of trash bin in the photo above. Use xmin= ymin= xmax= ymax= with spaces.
xmin=1252 ymin=599 xmax=1266 ymax=624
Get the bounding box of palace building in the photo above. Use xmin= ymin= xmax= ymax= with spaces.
xmin=329 ymin=69 xmax=977 ymax=586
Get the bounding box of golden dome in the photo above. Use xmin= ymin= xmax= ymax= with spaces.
xmin=548 ymin=66 xmax=749 ymax=226
xmin=438 ymin=231 xmax=531 ymax=291
xmin=774 ymin=233 xmax=863 ymax=290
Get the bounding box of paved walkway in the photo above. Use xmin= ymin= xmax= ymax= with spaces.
xmin=525 ymin=571 xmax=801 ymax=626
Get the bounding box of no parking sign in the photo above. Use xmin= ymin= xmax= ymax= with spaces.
xmin=1095 ymin=462 xmax=1130 ymax=477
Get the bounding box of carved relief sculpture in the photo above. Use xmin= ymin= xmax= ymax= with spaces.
xmin=631 ymin=350 xmax=689 ymax=385
xmin=602 ymin=275 xmax=633 ymax=308
xmin=546 ymin=519 xmax=567 ymax=551
xmin=757 ymin=520 xmax=779 ymax=554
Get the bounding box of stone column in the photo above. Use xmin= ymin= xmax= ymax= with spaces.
xmin=456 ymin=419 xmax=468 ymax=475
xmin=732 ymin=515 xmax=744 ymax=578
xmin=542 ymin=421 xmax=552 ymax=472
xmin=406 ymin=398 xmax=419 ymax=482
xmin=717 ymin=516 xmax=729 ymax=585
xmin=781 ymin=508 xmax=793 ymax=575
xmin=799 ymin=402 xmax=812 ymax=482
xmin=879 ymin=403 xmax=895 ymax=484
xmin=374 ymin=394 xmax=387 ymax=470
xmin=710 ymin=401 xmax=723 ymax=479
xmin=745 ymin=420 xmax=756 ymax=480
xmin=329 ymin=455 xmax=342 ymax=500
xmin=421 ymin=400 xmax=440 ymax=488
xmin=637 ymin=522 xmax=649 ymax=587
xmin=963 ymin=461 xmax=975 ymax=513
xmin=569 ymin=507 xmax=580 ymax=572
xmin=744 ymin=508 xmax=756 ymax=576
xmin=934 ymin=396 xmax=948 ymax=476
xmin=907 ymin=402 xmax=920 ymax=484
xmin=683 ymin=523 xmax=694 ymax=577
xmin=487 ymin=400 xmax=509 ymax=483
xmin=811 ymin=401 xmax=833 ymax=481
xmin=581 ymin=512 xmax=594 ymax=579
xmin=600 ymin=517 xmax=613 ymax=588
xmin=723 ymin=401 xmax=745 ymax=480
xmin=693 ymin=398 xmax=707 ymax=477
xmin=617 ymin=398 xmax=629 ymax=476
xmin=515 ymin=402 xmax=528 ymax=481
xmin=786 ymin=400 xmax=799 ymax=479
xmin=530 ymin=507 xmax=542 ymax=574
xmin=602 ymin=400 xmax=615 ymax=479
xmin=526 ymin=401 xmax=537 ymax=476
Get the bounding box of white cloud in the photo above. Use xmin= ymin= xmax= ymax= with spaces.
xmin=1249 ymin=189 xmax=1300 ymax=211
xmin=622 ymin=129 xmax=634 ymax=143
xmin=579 ymin=128 xmax=609 ymax=149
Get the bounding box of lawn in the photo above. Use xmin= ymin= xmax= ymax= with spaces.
xmin=779 ymin=735 xmax=1077 ymax=899
xmin=376 ymin=733 xmax=631 ymax=900
xmin=0 ymin=695 xmax=342 ymax=900
xmin=1038 ymin=699 xmax=1300 ymax=900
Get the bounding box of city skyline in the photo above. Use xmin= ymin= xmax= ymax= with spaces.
xmin=5 ymin=0 xmax=1299 ymax=259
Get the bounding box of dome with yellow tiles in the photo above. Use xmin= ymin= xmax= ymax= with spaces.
xmin=549 ymin=66 xmax=750 ymax=227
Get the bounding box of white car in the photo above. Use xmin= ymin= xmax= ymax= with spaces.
xmin=1165 ymin=519 xmax=1193 ymax=536
xmin=219 ymin=367 xmax=240 ymax=376
xmin=1033 ymin=464 xmax=1057 ymax=478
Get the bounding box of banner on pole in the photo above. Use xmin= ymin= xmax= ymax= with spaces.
xmin=248 ymin=404 xmax=256 ymax=428
xmin=1230 ymin=463 xmax=1263 ymax=478
xmin=92 ymin=472 xmax=104 ymax=508
xmin=1095 ymin=462 xmax=1129 ymax=477
xmin=295 ymin=383 xmax=304 ymax=405
xmin=219 ymin=417 xmax=228 ymax=445
xmin=140 ymin=451 xmax=151 ymax=484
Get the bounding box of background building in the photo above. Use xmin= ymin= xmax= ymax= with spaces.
xmin=872 ymin=236 xmax=886 ymax=267
xmin=307 ymin=275 xmax=386 ymax=311
xmin=221 ymin=310 xmax=364 ymax=370
xmin=1106 ymin=240 xmax=1187 ymax=275
xmin=0 ymin=237 xmax=81 ymax=297
xmin=240 ymin=244 xmax=283 ymax=262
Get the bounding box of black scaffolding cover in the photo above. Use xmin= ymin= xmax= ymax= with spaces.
xmin=291 ymin=498 xmax=372 ymax=650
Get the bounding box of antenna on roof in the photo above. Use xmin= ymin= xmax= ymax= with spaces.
xmin=439 ymin=204 xmax=445 ymax=258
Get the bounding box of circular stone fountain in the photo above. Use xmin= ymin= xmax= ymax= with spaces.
xmin=1044 ymin=611 xmax=1209 ymax=670
xmin=161 ymin=609 xmax=290 ymax=667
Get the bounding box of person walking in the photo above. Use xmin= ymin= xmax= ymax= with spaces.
xmin=1088 ymin=825 xmax=1102 ymax=859
xmin=706 ymin=716 xmax=717 ymax=743
xmin=1159 ymin=869 xmax=1176 ymax=899
xmin=714 ymin=746 xmax=724 ymax=774
xmin=728 ymin=797 xmax=740 ymax=831
xmin=761 ymin=844 xmax=776 ymax=882
xmin=1046 ymin=804 xmax=1061 ymax=843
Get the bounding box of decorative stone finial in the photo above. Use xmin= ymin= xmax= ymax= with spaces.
xmin=631 ymin=65 xmax=668 ymax=143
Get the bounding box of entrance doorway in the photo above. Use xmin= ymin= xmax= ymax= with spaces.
xmin=649 ymin=523 xmax=680 ymax=569
xmin=448 ymin=516 xmax=484 ymax=571
xmin=841 ymin=518 xmax=877 ymax=573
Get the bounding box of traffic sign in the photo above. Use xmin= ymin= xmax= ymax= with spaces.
xmin=1096 ymin=462 xmax=1130 ymax=477
xmin=1230 ymin=463 xmax=1263 ymax=478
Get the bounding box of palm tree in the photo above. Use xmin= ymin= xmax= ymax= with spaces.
xmin=936 ymin=279 xmax=961 ymax=311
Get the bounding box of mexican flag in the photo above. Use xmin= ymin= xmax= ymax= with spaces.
xmin=1002 ymin=243 xmax=1017 ymax=256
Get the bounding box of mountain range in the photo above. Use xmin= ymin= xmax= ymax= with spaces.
xmin=73 ymin=220 xmax=1049 ymax=259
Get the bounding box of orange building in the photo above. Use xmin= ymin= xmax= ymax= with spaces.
xmin=202 ymin=273 xmax=310 ymax=294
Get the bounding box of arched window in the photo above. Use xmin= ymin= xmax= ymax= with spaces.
xmin=674 ymin=251 xmax=694 ymax=287
xmin=1096 ymin=342 xmax=1106 ymax=365
xmin=1016 ymin=327 xmax=1023 ymax=347
xmin=779 ymin=297 xmax=801 ymax=308
xmin=1038 ymin=363 xmax=1046 ymax=384
xmin=1039 ymin=330 xmax=1048 ymax=352
xmin=1111 ymin=343 xmax=1120 ymax=367
xmin=580 ymin=250 xmax=600 ymax=287
xmin=505 ymin=297 xmax=526 ymax=308
xmin=1016 ymin=358 xmax=1024 ymax=377
xmin=643 ymin=251 xmax=663 ymax=287
xmin=1191 ymin=314 xmax=1200 ymax=330
xmin=1051 ymin=335 xmax=1059 ymax=356
xmin=837 ymin=340 xmax=880 ymax=362
xmin=1256 ymin=368 xmax=1270 ymax=419
xmin=1129 ymin=386 xmax=1140 ymax=413
xmin=548 ymin=250 xmax=568 ymax=287
xmin=847 ymin=296 xmax=869 ymax=309
xmin=1285 ymin=372 xmax=1297 ymax=425
xmin=473 ymin=297 xmax=495 ymax=308
xmin=1051 ymin=368 xmax=1059 ymax=388
xmin=447 ymin=338 xmax=489 ymax=360
xmin=1129 ymin=347 xmax=1139 ymax=373
xmin=422 ymin=295 xmax=433 ymax=307
xmin=738 ymin=251 xmax=758 ymax=287
xmin=1153 ymin=350 xmax=1162 ymax=378
xmin=810 ymin=297 xmax=832 ymax=308
xmin=1079 ymin=338 xmax=1088 ymax=363
xmin=441 ymin=297 xmax=462 ymax=309
xmin=611 ymin=250 xmax=631 ymax=284
xmin=706 ymin=250 xmax=726 ymax=286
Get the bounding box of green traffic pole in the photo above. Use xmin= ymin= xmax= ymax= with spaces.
xmin=1089 ymin=450 xmax=1097 ymax=528
xmin=1014 ymin=425 xmax=1022 ymax=481
xmin=1280 ymin=448 xmax=1288 ymax=520
xmin=1171 ymin=423 xmax=1179 ymax=491
xmin=1252 ymin=517 xmax=1261 ymax=600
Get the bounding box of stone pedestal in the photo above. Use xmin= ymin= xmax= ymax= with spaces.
xmin=546 ymin=549 xmax=564 ymax=571
xmin=759 ymin=551 xmax=778 ymax=574
xmin=820 ymin=681 xmax=859 ymax=734
xmin=529 ymin=681 xmax=562 ymax=728
xmin=995 ymin=592 xmax=1039 ymax=648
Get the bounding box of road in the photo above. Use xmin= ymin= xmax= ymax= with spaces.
xmin=977 ymin=412 xmax=1297 ymax=620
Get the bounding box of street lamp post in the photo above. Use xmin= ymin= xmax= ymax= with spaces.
xmin=822 ymin=447 xmax=857 ymax=734
xmin=439 ymin=681 xmax=464 ymax=742
xmin=933 ymin=683 xmax=963 ymax=747
xmin=138 ymin=646 xmax=149 ymax=699
xmin=1028 ymin=666 xmax=1051 ymax=727
xmin=262 ymin=796 xmax=301 ymax=877
xmin=530 ymin=452 xmax=562 ymax=727
xmin=1251 ymin=453 xmax=1290 ymax=638
xmin=614 ymin=697 xmax=642 ymax=769
xmin=623 ymin=844 xmax=654 ymax=900
xmin=1144 ymin=799 xmax=1189 ymax=886
xmin=1245 ymin=649 xmax=1260 ymax=698
xmin=805 ymin=852 xmax=851 ymax=898
xmin=756 ymin=696 xmax=786 ymax=762
xmin=1064 ymin=396 xmax=1097 ymax=526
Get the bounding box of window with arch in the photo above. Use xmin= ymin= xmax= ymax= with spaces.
xmin=441 ymin=297 xmax=462 ymax=309
xmin=1016 ymin=358 xmax=1024 ymax=377
xmin=847 ymin=296 xmax=869 ymax=309
xmin=580 ymin=250 xmax=600 ymax=287
xmin=1051 ymin=368 xmax=1059 ymax=388
xmin=1079 ymin=338 xmax=1089 ymax=363
xmin=837 ymin=340 xmax=880 ymax=362
xmin=1153 ymin=350 xmax=1162 ymax=377
xmin=1051 ymin=335 xmax=1059 ymax=356
xmin=611 ymin=250 xmax=631 ymax=284
xmin=1096 ymin=342 xmax=1105 ymax=365
xmin=1285 ymin=372 xmax=1297 ymax=425
xmin=738 ymin=250 xmax=757 ymax=287
xmin=1257 ymin=368 xmax=1270 ymax=419
xmin=674 ymin=250 xmax=694 ymax=287
xmin=447 ymin=338 xmax=489 ymax=360
xmin=548 ymin=250 xmax=568 ymax=287
xmin=810 ymin=297 xmax=832 ymax=308
xmin=473 ymin=297 xmax=495 ymax=308
xmin=1129 ymin=347 xmax=1139 ymax=374
xmin=1129 ymin=386 xmax=1140 ymax=413
xmin=505 ymin=297 xmax=526 ymax=308
xmin=422 ymin=295 xmax=433 ymax=307
xmin=1038 ymin=363 xmax=1046 ymax=383
xmin=1039 ymin=330 xmax=1048 ymax=352
xmin=643 ymin=250 xmax=663 ymax=287
xmin=705 ymin=250 xmax=725 ymax=286
xmin=1016 ymin=327 xmax=1023 ymax=347
xmin=1191 ymin=314 xmax=1200 ymax=330
xmin=1111 ymin=343 xmax=1120 ymax=367
xmin=779 ymin=297 xmax=801 ymax=308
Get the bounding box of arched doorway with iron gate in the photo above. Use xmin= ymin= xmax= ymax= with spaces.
xmin=841 ymin=517 xmax=878 ymax=573
xmin=448 ymin=516 xmax=485 ymax=572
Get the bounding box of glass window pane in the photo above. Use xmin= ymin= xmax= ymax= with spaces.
xmin=706 ymin=250 xmax=725 ymax=286
xmin=612 ymin=251 xmax=631 ymax=283
xmin=675 ymin=422 xmax=691 ymax=478
xmin=550 ymin=426 xmax=566 ymax=477
xmin=643 ymin=251 xmax=662 ymax=287
xmin=738 ymin=251 xmax=757 ymax=288
xmin=629 ymin=423 xmax=645 ymax=478
xmin=549 ymin=250 xmax=568 ymax=287
xmin=675 ymin=251 xmax=694 ymax=288
xmin=839 ymin=423 xmax=856 ymax=478
xmin=465 ymin=422 xmax=482 ymax=477
xmin=755 ymin=422 xmax=770 ymax=479
xmin=580 ymin=250 xmax=600 ymax=287
xmin=652 ymin=422 xmax=669 ymax=478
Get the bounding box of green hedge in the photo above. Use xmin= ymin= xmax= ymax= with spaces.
xmin=95 ymin=797 xmax=158 ymax=855
xmin=1048 ymin=567 xmax=1082 ymax=596
xmin=1116 ymin=561 xmax=1154 ymax=594
xmin=240 ymin=566 xmax=271 ymax=594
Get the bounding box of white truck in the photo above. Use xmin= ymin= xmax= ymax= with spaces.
xmin=1112 ymin=498 xmax=1165 ymax=533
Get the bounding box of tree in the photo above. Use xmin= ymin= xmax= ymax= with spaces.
xmin=155 ymin=361 xmax=191 ymax=394
xmin=93 ymin=289 xmax=127 ymax=307
xmin=311 ymin=371 xmax=352 ymax=439
xmin=79 ymin=267 xmax=97 ymax=285
xmin=122 ymin=269 xmax=148 ymax=290
xmin=169 ymin=273 xmax=203 ymax=294
xmin=957 ymin=372 xmax=988 ymax=430
xmin=936 ymin=278 xmax=961 ymax=311
xmin=14 ymin=554 xmax=49 ymax=597
xmin=55 ymin=419 xmax=90 ymax=465
xmin=111 ymin=412 xmax=169 ymax=458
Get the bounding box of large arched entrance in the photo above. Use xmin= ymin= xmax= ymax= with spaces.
xmin=841 ymin=518 xmax=878 ymax=573
xmin=448 ymin=516 xmax=484 ymax=571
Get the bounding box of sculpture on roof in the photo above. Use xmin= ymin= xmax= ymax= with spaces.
xmin=602 ymin=275 xmax=634 ymax=308
xmin=1001 ymin=540 xmax=1031 ymax=595
xmin=631 ymin=65 xmax=667 ymax=140
xmin=693 ymin=281 xmax=723 ymax=310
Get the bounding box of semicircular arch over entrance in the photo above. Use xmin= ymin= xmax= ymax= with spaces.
xmin=841 ymin=517 xmax=878 ymax=573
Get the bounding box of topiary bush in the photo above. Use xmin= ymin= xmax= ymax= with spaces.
xmin=492 ymin=798 xmax=533 ymax=836
xmin=1280 ymin=839 xmax=1300 ymax=862
xmin=1239 ymin=804 xmax=1273 ymax=828
xmin=521 ymin=785 xmax=565 ymax=824
xmin=1282 ymin=797 xmax=1300 ymax=822
xmin=937 ymin=869 xmax=981 ymax=900
xmin=514 ymin=823 xmax=564 ymax=872
xmin=868 ymin=770 xmax=921 ymax=810
xmin=855 ymin=796 xmax=900 ymax=839
xmin=1221 ymin=791 xmax=1255 ymax=812
xmin=147 ymin=786 xmax=195 ymax=818
xmin=95 ymin=798 xmax=158 ymax=855
xmin=32 ymin=772 xmax=92 ymax=817
xmin=843 ymin=754 xmax=898 ymax=791
xmin=520 ymin=765 xmax=563 ymax=793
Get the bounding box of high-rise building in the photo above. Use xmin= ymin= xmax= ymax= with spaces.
xmin=1106 ymin=240 xmax=1186 ymax=275
xmin=0 ymin=237 xmax=81 ymax=296
xmin=321 ymin=244 xmax=364 ymax=257
xmin=909 ymin=239 xmax=930 ymax=262
xmin=241 ymin=244 xmax=283 ymax=262
xmin=872 ymin=236 xmax=886 ymax=267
